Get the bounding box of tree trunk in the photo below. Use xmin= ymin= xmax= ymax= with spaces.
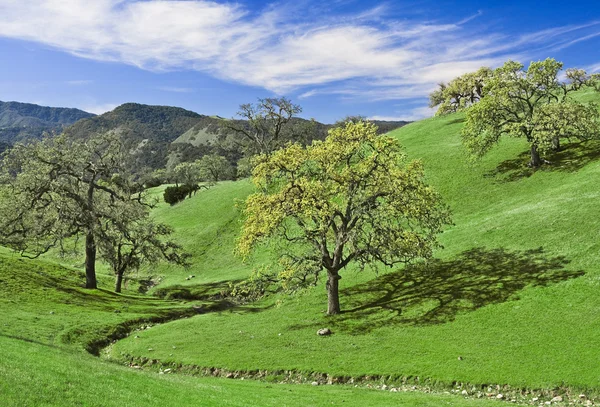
xmin=84 ymin=230 xmax=97 ymax=289
xmin=115 ymin=271 xmax=124 ymax=293
xmin=326 ymin=272 xmax=341 ymax=315
xmin=530 ymin=144 xmax=542 ymax=168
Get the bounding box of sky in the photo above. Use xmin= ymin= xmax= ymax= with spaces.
xmin=0 ymin=0 xmax=599 ymax=123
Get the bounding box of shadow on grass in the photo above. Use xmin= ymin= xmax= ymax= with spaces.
xmin=153 ymin=279 xmax=243 ymax=301
xmin=295 ymin=247 xmax=583 ymax=334
xmin=485 ymin=140 xmax=600 ymax=183
xmin=445 ymin=117 xmax=465 ymax=125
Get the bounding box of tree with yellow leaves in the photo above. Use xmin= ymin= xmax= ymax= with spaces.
xmin=237 ymin=121 xmax=451 ymax=315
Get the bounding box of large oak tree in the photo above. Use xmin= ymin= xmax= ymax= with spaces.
xmin=237 ymin=121 xmax=451 ymax=315
xmin=456 ymin=59 xmax=600 ymax=167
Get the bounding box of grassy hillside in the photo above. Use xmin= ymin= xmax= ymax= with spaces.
xmin=0 ymin=251 xmax=505 ymax=406
xmin=110 ymin=91 xmax=600 ymax=398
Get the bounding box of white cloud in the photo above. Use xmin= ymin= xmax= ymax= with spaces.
xmin=156 ymin=86 xmax=194 ymax=93
xmin=0 ymin=1 xmax=598 ymax=103
xmin=370 ymin=106 xmax=436 ymax=122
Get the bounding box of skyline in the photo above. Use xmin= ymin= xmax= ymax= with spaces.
xmin=0 ymin=0 xmax=599 ymax=123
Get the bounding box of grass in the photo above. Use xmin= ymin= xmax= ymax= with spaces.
xmin=4 ymin=89 xmax=600 ymax=406
xmin=111 ymin=91 xmax=600 ymax=394
xmin=1 ymin=336 xmax=514 ymax=407
xmin=0 ymin=252 xmax=506 ymax=406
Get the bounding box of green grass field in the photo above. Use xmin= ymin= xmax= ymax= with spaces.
xmin=0 ymin=252 xmax=510 ymax=406
xmin=3 ymin=89 xmax=600 ymax=406
xmin=110 ymin=90 xmax=600 ymax=397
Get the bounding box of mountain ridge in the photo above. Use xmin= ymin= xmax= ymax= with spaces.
xmin=0 ymin=100 xmax=95 ymax=144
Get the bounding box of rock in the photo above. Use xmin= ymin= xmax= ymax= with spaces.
xmin=226 ymin=372 xmax=234 ymax=378
xmin=311 ymin=381 xmax=319 ymax=386
xmin=532 ymin=397 xmax=539 ymax=402
xmin=496 ymin=394 xmax=504 ymax=399
xmin=49 ymin=311 xmax=54 ymax=315
xmin=317 ymin=328 xmax=332 ymax=336
xmin=457 ymin=356 xmax=463 ymax=361
xmin=381 ymin=385 xmax=388 ymax=390
xmin=114 ymin=309 xmax=121 ymax=313
xmin=461 ymin=390 xmax=468 ymax=396
xmin=390 ymin=388 xmax=398 ymax=392
xmin=147 ymin=348 xmax=154 ymax=351
xmin=164 ymin=368 xmax=172 ymax=373
xmin=579 ymin=394 xmax=587 ymax=399
xmin=551 ymin=396 xmax=563 ymax=403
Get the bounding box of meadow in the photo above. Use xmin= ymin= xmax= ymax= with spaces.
xmin=3 ymin=89 xmax=600 ymax=406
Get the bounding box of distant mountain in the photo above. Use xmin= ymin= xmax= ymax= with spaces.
xmin=65 ymin=102 xmax=411 ymax=174
xmin=0 ymin=101 xmax=95 ymax=144
xmin=370 ymin=120 xmax=411 ymax=134
xmin=65 ymin=103 xmax=205 ymax=171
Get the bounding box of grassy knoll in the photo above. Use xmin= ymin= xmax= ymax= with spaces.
xmin=111 ymin=91 xmax=600 ymax=395
xmin=0 ymin=252 xmax=507 ymax=406
xmin=0 ymin=250 xmax=192 ymax=352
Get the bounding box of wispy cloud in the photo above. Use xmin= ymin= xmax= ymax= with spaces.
xmin=370 ymin=106 xmax=436 ymax=122
xmin=155 ymin=86 xmax=195 ymax=93
xmin=0 ymin=1 xmax=598 ymax=103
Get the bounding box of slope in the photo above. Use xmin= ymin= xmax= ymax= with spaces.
xmin=64 ymin=103 xmax=204 ymax=171
xmin=0 ymin=248 xmax=506 ymax=406
xmin=0 ymin=100 xmax=94 ymax=144
xmin=111 ymin=90 xmax=600 ymax=397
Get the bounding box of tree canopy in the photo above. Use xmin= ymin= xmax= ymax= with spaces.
xmin=457 ymin=59 xmax=600 ymax=167
xmin=237 ymin=121 xmax=451 ymax=315
xmin=0 ymin=132 xmax=186 ymax=290
xmin=429 ymin=67 xmax=493 ymax=115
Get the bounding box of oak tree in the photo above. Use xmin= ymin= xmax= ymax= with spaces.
xmin=0 ymin=133 xmax=186 ymax=290
xmin=429 ymin=67 xmax=493 ymax=115
xmin=460 ymin=59 xmax=600 ymax=167
xmin=221 ymin=97 xmax=302 ymax=155
xmin=237 ymin=121 xmax=451 ymax=315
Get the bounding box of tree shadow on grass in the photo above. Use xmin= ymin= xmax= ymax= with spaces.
xmin=485 ymin=140 xmax=600 ymax=183
xmin=153 ymin=279 xmax=243 ymax=301
xmin=299 ymin=247 xmax=583 ymax=334
xmin=445 ymin=117 xmax=465 ymax=125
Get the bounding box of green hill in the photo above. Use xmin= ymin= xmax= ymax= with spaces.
xmin=3 ymin=90 xmax=600 ymax=406
xmin=64 ymin=103 xmax=204 ymax=171
xmin=107 ymin=89 xmax=600 ymax=401
xmin=0 ymin=100 xmax=94 ymax=144
xmin=0 ymin=251 xmax=506 ymax=406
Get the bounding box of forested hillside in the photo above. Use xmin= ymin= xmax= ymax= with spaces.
xmin=0 ymin=100 xmax=94 ymax=144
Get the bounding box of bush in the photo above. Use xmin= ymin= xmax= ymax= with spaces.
xmin=163 ymin=184 xmax=200 ymax=205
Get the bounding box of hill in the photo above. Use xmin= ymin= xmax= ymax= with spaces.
xmin=106 ymin=89 xmax=600 ymax=403
xmin=0 ymin=250 xmax=505 ymax=406
xmin=65 ymin=103 xmax=204 ymax=171
xmin=0 ymin=100 xmax=94 ymax=144
xmin=66 ymin=102 xmax=409 ymax=174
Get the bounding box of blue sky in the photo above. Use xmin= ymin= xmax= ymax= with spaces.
xmin=0 ymin=0 xmax=599 ymax=123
